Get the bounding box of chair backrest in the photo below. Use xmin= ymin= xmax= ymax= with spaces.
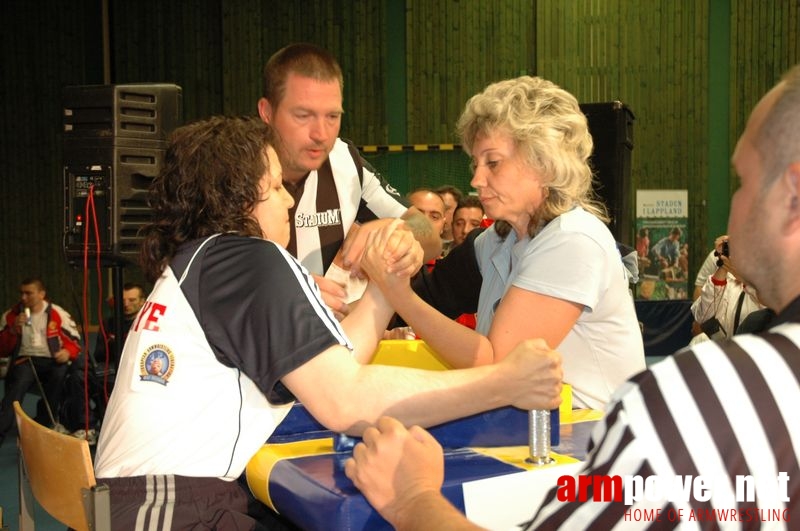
xmin=13 ymin=400 xmax=97 ymax=531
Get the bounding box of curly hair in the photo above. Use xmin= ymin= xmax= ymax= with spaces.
xmin=456 ymin=76 xmax=608 ymax=238
xmin=140 ymin=116 xmax=278 ymax=282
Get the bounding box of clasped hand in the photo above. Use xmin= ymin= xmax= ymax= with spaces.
xmin=358 ymin=219 xmax=422 ymax=290
xmin=316 ymin=219 xmax=423 ymax=319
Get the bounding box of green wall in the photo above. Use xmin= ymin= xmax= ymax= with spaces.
xmin=1 ymin=0 xmax=799 ymax=318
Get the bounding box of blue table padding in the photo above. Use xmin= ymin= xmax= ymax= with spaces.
xmin=270 ymin=446 xmax=529 ymax=530
xmin=264 ymin=418 xmax=597 ymax=530
xmin=270 ymin=402 xmax=542 ymax=448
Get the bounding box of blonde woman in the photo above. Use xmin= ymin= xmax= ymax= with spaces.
xmin=363 ymin=76 xmax=645 ymax=409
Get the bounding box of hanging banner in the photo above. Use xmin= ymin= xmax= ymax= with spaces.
xmin=635 ymin=190 xmax=689 ymax=300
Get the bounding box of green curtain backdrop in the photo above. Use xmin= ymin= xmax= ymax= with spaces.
xmin=1 ymin=0 xmax=798 ymax=320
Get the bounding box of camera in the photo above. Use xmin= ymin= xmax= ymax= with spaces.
xmin=714 ymin=240 xmax=729 ymax=267
xmin=700 ymin=316 xmax=725 ymax=338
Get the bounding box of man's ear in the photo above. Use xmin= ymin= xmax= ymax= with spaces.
xmin=783 ymin=162 xmax=800 ymax=232
xmin=257 ymin=98 xmax=273 ymax=124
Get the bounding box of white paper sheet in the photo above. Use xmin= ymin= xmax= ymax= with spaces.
xmin=462 ymin=461 xmax=584 ymax=531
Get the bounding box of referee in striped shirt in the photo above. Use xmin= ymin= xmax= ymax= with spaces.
xmin=344 ymin=64 xmax=800 ymax=530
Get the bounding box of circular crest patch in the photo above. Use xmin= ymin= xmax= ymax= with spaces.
xmin=139 ymin=344 xmax=175 ymax=385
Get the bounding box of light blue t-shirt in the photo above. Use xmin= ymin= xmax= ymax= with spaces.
xmin=474 ymin=207 xmax=645 ymax=409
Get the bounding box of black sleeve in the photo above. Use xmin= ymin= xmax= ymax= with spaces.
xmin=393 ymin=228 xmax=484 ymax=327
xmin=179 ymin=236 xmax=348 ymax=404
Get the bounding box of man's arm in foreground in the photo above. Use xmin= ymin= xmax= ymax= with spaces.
xmin=345 ymin=416 xmax=484 ymax=531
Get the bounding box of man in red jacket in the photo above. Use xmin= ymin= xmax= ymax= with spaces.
xmin=0 ymin=277 xmax=81 ymax=445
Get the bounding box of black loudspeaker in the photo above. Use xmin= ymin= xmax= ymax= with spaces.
xmin=579 ymin=101 xmax=635 ymax=244
xmin=63 ymin=84 xmax=182 ymax=265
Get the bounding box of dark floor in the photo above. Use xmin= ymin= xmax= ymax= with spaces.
xmin=0 ymin=381 xmax=67 ymax=531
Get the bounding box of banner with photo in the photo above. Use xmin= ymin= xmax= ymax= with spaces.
xmin=635 ymin=190 xmax=689 ymax=300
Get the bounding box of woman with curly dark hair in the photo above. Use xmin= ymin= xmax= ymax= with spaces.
xmin=93 ymin=115 xmax=563 ymax=530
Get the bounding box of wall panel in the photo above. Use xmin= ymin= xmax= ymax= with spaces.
xmin=2 ymin=0 xmax=799 ymax=310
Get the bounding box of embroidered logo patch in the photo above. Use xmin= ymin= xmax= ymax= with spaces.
xmin=139 ymin=344 xmax=174 ymax=385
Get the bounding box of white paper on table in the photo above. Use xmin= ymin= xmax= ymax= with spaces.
xmin=462 ymin=461 xmax=584 ymax=531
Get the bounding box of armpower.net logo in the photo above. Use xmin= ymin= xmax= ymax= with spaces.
xmin=556 ymin=473 xmax=791 ymax=524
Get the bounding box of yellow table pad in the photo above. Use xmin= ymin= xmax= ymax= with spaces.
xmin=470 ymin=445 xmax=581 ymax=470
xmin=246 ymin=438 xmax=336 ymax=511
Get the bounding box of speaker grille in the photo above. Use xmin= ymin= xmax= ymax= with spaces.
xmin=63 ymin=84 xmax=182 ymax=265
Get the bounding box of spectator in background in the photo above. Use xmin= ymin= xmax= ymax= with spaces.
xmin=449 ymin=195 xmax=486 ymax=330
xmin=57 ymin=282 xmax=148 ymax=440
xmin=690 ymin=236 xmax=764 ymax=344
xmin=690 ymin=234 xmax=728 ymax=337
xmin=95 ymin=282 xmax=146 ymax=370
xmin=0 ymin=278 xmax=81 ymax=446
xmin=408 ymin=188 xmax=447 ymax=272
xmin=451 ymin=195 xmax=485 ymax=247
xmin=693 ymin=235 xmax=727 ymax=300
xmin=435 ymin=185 xmax=463 ymax=256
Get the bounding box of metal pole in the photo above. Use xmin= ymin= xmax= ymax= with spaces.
xmin=526 ymin=409 xmax=554 ymax=466
xmin=27 ymin=358 xmax=57 ymax=428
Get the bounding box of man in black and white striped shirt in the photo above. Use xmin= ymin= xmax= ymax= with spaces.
xmin=258 ymin=43 xmax=441 ymax=319
xmin=344 ymin=64 xmax=800 ymax=530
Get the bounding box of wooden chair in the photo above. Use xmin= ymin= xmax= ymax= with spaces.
xmin=13 ymin=401 xmax=111 ymax=531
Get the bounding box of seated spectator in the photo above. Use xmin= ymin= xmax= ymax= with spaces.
xmin=362 ymin=76 xmax=645 ymax=410
xmin=451 ymin=195 xmax=485 ymax=247
xmin=95 ymin=282 xmax=147 ymax=370
xmin=93 ymin=115 xmax=562 ymax=528
xmin=58 ymin=282 xmax=149 ymax=440
xmin=690 ymin=236 xmax=764 ymax=344
xmin=0 ymin=277 xmax=80 ymax=445
xmin=344 ymin=64 xmax=800 ymax=528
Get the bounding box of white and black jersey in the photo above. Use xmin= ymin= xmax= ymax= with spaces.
xmin=523 ymin=297 xmax=800 ymax=529
xmin=286 ymin=138 xmax=408 ymax=276
xmin=95 ymin=234 xmax=351 ymax=481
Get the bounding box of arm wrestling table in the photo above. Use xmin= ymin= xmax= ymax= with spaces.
xmin=245 ymin=341 xmax=602 ymax=531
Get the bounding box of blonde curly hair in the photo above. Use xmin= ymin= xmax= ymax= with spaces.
xmin=457 ymin=76 xmax=608 ymax=237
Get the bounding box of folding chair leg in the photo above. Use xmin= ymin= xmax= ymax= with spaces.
xmin=82 ymin=484 xmax=111 ymax=531
xmin=18 ymin=448 xmax=35 ymax=531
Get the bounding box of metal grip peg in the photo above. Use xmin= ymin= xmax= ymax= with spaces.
xmin=526 ymin=409 xmax=554 ymax=465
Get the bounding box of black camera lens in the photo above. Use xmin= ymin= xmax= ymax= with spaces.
xmin=715 ymin=240 xmax=730 ymax=267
